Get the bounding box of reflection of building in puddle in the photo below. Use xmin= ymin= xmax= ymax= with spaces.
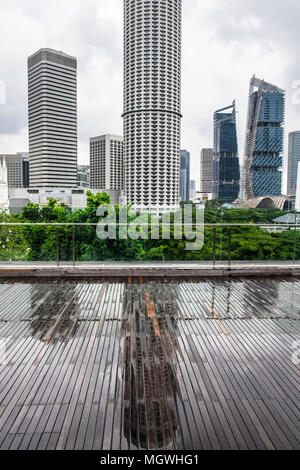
xmin=29 ymin=283 xmax=79 ymax=343
xmin=242 ymin=279 xmax=279 ymax=318
xmin=209 ymin=281 xmax=232 ymax=319
xmin=122 ymin=282 xmax=182 ymax=450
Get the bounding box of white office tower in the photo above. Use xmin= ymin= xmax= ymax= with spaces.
xmin=123 ymin=0 xmax=182 ymax=212
xmin=296 ymin=163 xmax=300 ymax=211
xmin=90 ymin=135 xmax=124 ymax=190
xmin=28 ymin=48 xmax=77 ymax=187
xmin=200 ymin=148 xmax=213 ymax=194
xmin=0 ymin=158 xmax=9 ymax=210
xmin=287 ymin=131 xmax=300 ymax=196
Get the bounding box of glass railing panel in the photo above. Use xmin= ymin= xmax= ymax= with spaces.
xmin=1 ymin=222 xmax=300 ymax=267
xmin=0 ymin=223 xmax=28 ymax=264
xmin=294 ymin=210 xmax=300 ymax=265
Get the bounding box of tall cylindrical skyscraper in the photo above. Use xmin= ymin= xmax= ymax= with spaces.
xmin=123 ymin=0 xmax=182 ymax=212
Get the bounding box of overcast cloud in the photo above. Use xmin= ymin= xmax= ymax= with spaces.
xmin=0 ymin=0 xmax=299 ymax=192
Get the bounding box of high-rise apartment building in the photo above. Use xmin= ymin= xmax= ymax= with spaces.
xmin=244 ymin=76 xmax=285 ymax=199
xmin=0 ymin=153 xmax=29 ymax=188
xmin=200 ymin=148 xmax=213 ymax=194
xmin=287 ymin=131 xmax=300 ymax=196
xmin=28 ymin=48 xmax=77 ymax=187
xmin=180 ymin=150 xmax=190 ymax=202
xmin=90 ymin=135 xmax=123 ymax=190
xmin=123 ymin=0 xmax=182 ymax=212
xmin=213 ymin=101 xmax=240 ymax=202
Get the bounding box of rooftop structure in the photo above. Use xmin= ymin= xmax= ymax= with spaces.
xmin=273 ymin=213 xmax=300 ymax=224
xmin=235 ymin=195 xmax=291 ymax=210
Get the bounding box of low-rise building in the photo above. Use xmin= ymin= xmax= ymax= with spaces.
xmin=0 ymin=153 xmax=29 ymax=188
xmin=6 ymin=187 xmax=123 ymax=213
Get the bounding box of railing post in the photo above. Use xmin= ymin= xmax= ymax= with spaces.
xmin=72 ymin=225 xmax=75 ymax=267
xmin=228 ymin=226 xmax=232 ymax=267
xmin=56 ymin=226 xmax=60 ymax=267
xmin=213 ymin=227 xmax=216 ymax=267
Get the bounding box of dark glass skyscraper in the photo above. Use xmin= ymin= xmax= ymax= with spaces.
xmin=180 ymin=150 xmax=190 ymax=202
xmin=213 ymin=101 xmax=240 ymax=202
xmin=244 ymin=76 xmax=285 ymax=199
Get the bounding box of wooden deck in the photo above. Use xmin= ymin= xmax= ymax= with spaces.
xmin=0 ymin=277 xmax=299 ymax=450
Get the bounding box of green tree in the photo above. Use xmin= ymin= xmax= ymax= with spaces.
xmin=0 ymin=210 xmax=28 ymax=261
xmin=86 ymin=191 xmax=111 ymax=208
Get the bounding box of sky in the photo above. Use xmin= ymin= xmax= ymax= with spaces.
xmin=0 ymin=0 xmax=300 ymax=193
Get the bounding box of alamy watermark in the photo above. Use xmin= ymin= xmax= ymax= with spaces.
xmin=0 ymin=80 xmax=6 ymax=105
xmin=96 ymin=204 xmax=205 ymax=251
xmin=0 ymin=338 xmax=8 ymax=365
xmin=291 ymin=80 xmax=300 ymax=105
xmin=291 ymin=340 xmax=300 ymax=366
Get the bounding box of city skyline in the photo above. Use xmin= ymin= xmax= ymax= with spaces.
xmin=1 ymin=0 xmax=300 ymax=194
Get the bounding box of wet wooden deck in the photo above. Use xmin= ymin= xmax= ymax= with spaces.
xmin=0 ymin=277 xmax=299 ymax=450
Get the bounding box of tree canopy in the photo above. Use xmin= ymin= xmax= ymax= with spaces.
xmin=0 ymin=197 xmax=299 ymax=263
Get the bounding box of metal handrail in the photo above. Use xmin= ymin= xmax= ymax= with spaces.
xmin=1 ymin=223 xmax=300 ymax=227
